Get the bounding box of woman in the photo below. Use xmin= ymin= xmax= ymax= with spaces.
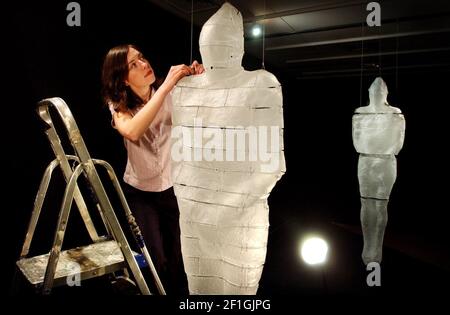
xmin=101 ymin=44 xmax=204 ymax=295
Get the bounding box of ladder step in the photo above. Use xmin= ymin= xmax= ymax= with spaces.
xmin=16 ymin=240 xmax=127 ymax=287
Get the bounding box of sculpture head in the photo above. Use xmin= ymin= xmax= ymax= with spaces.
xmin=199 ymin=2 xmax=244 ymax=71
xmin=368 ymin=77 xmax=388 ymax=106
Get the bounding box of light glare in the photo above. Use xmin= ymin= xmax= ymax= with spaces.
xmin=252 ymin=25 xmax=262 ymax=37
xmin=301 ymin=237 xmax=328 ymax=265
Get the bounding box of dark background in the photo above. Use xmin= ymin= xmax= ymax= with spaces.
xmin=4 ymin=0 xmax=450 ymax=303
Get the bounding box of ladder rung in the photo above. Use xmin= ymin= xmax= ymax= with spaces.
xmin=16 ymin=240 xmax=127 ymax=287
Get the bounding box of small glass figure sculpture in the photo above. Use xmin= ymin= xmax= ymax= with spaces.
xmin=352 ymin=77 xmax=405 ymax=264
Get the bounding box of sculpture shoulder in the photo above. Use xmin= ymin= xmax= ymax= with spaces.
xmin=174 ymin=69 xmax=281 ymax=89
xmin=176 ymin=73 xmax=204 ymax=87
xmin=354 ymin=105 xmax=402 ymax=114
xmin=354 ymin=106 xmax=369 ymax=113
xmin=251 ymin=69 xmax=281 ymax=87
xmin=388 ymin=106 xmax=402 ymax=114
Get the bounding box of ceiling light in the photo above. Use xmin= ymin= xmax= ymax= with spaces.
xmin=252 ymin=25 xmax=262 ymax=37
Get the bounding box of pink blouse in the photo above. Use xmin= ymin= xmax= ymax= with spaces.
xmin=109 ymin=92 xmax=173 ymax=192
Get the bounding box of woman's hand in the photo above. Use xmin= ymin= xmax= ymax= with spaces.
xmin=190 ymin=60 xmax=205 ymax=75
xmin=161 ymin=64 xmax=193 ymax=92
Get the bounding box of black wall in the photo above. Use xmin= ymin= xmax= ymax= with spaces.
xmin=5 ymin=0 xmax=450 ymax=296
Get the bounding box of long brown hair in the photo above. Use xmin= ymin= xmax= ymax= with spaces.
xmin=101 ymin=44 xmax=161 ymax=112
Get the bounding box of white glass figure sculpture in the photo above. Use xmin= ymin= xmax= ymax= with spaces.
xmin=171 ymin=2 xmax=285 ymax=294
xmin=352 ymin=77 xmax=405 ymax=265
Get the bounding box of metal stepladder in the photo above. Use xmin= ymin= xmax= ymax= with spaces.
xmin=16 ymin=97 xmax=165 ymax=295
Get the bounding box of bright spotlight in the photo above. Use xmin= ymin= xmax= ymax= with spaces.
xmin=301 ymin=237 xmax=328 ymax=265
xmin=252 ymin=25 xmax=262 ymax=37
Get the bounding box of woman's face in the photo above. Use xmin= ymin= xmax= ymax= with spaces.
xmin=125 ymin=47 xmax=155 ymax=88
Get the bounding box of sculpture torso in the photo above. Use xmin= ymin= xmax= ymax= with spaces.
xmin=171 ymin=69 xmax=285 ymax=209
xmin=352 ymin=105 xmax=405 ymax=155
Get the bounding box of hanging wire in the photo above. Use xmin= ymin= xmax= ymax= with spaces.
xmin=261 ymin=0 xmax=266 ymax=69
xmin=359 ymin=20 xmax=365 ymax=107
xmin=395 ymin=19 xmax=399 ymax=93
xmin=189 ymin=0 xmax=194 ymax=64
xmin=378 ymin=24 xmax=382 ymax=76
